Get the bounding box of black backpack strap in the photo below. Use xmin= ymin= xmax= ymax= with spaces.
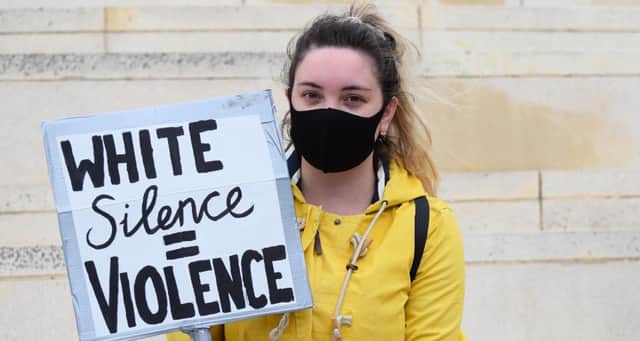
xmin=410 ymin=196 xmax=430 ymax=282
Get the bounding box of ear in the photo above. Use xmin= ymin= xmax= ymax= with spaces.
xmin=285 ymin=88 xmax=291 ymax=102
xmin=377 ymin=96 xmax=398 ymax=136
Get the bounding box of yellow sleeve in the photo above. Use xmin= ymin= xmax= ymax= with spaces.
xmin=405 ymin=199 xmax=466 ymax=341
xmin=165 ymin=325 xmax=224 ymax=341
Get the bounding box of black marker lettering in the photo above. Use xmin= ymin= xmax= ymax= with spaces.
xmin=156 ymin=126 xmax=184 ymax=176
xmin=134 ymin=266 xmax=167 ymax=325
xmin=209 ymin=186 xmax=253 ymax=220
xmin=241 ymin=250 xmax=267 ymax=309
xmin=189 ymin=260 xmax=220 ymax=316
xmin=84 ymin=258 xmax=119 ymax=334
xmin=212 ymin=255 xmax=245 ymax=313
xmin=189 ymin=120 xmax=223 ymax=173
xmin=61 ymin=136 xmax=105 ymax=191
xmin=139 ymin=129 xmax=157 ymax=179
xmin=263 ymin=245 xmax=294 ymax=304
xmin=88 ymin=185 xmax=254 ymax=248
xmin=87 ymin=194 xmax=117 ymax=250
xmin=120 ymin=272 xmax=137 ymax=328
xmin=103 ymin=132 xmax=139 ymax=186
xmin=164 ymin=266 xmax=195 ymax=320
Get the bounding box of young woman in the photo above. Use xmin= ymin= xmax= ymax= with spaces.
xmin=169 ymin=2 xmax=465 ymax=340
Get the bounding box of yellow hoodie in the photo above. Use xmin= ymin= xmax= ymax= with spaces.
xmin=168 ymin=155 xmax=465 ymax=340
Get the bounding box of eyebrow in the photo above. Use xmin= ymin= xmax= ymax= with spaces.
xmin=296 ymin=81 xmax=373 ymax=92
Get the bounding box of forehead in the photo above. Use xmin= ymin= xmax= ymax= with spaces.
xmin=294 ymin=47 xmax=379 ymax=89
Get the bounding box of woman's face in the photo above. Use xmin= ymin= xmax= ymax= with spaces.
xmin=290 ymin=47 xmax=396 ymax=130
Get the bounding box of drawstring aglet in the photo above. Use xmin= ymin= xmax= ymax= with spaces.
xmin=332 ymin=315 xmax=353 ymax=341
xmin=314 ymin=230 xmax=323 ymax=255
xmin=350 ymin=233 xmax=373 ymax=257
xmin=296 ymin=218 xmax=305 ymax=230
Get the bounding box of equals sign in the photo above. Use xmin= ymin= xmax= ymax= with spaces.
xmin=163 ymin=230 xmax=200 ymax=260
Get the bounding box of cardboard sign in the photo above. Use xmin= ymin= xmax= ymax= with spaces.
xmin=41 ymin=90 xmax=312 ymax=341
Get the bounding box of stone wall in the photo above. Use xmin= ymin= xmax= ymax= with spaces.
xmin=1 ymin=1 xmax=639 ymax=340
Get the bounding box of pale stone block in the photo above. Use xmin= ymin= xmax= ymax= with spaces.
xmin=428 ymin=0 xmax=522 ymax=5
xmin=421 ymin=49 xmax=640 ymax=76
xmin=0 ymin=277 xmax=167 ymax=340
xmin=450 ymin=201 xmax=540 ymax=233
xmin=464 ymin=261 xmax=640 ymax=341
xmin=245 ymin=0 xmax=425 ymax=5
xmin=0 ymin=246 xmax=66 ymax=277
xmin=0 ymin=33 xmax=104 ymax=53
xmin=523 ymin=0 xmax=640 ymax=7
xmin=4 ymin=76 xmax=640 ymax=186
xmin=0 ymin=0 xmax=241 ymax=8
xmin=0 ymin=53 xmax=286 ymax=80
xmin=420 ymin=31 xmax=640 ymax=76
xmin=422 ymin=5 xmax=640 ymax=31
xmin=421 ymin=77 xmax=640 ymax=172
xmin=0 ymin=278 xmax=197 ymax=340
xmin=0 ymin=213 xmax=61 ymax=246
xmin=0 ymin=79 xmax=283 ymax=186
xmin=543 ymin=198 xmax=640 ymax=231
xmin=105 ymin=30 xmax=420 ymax=54
xmin=423 ymin=31 xmax=640 ymax=51
xmin=0 ymin=8 xmax=103 ymax=33
xmin=439 ymin=171 xmax=539 ymax=201
xmin=463 ymin=230 xmax=640 ymax=262
xmin=104 ymin=4 xmax=418 ymax=31
xmin=0 ymin=184 xmax=54 ymax=212
xmin=105 ymin=31 xmax=293 ymax=53
xmin=0 ymin=278 xmax=77 ymax=340
xmin=542 ymin=169 xmax=640 ymax=198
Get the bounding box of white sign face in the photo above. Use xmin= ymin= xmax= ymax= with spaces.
xmin=42 ymin=90 xmax=312 ymax=341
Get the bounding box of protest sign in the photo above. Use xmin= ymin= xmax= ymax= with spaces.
xmin=41 ymin=90 xmax=312 ymax=341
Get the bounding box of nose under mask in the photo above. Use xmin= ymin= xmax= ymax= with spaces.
xmin=289 ymin=104 xmax=385 ymax=173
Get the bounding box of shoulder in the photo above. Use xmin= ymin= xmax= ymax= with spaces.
xmin=421 ymin=196 xmax=464 ymax=263
xmin=406 ymin=195 xmax=466 ymax=340
xmin=425 ymin=196 xmax=459 ymax=235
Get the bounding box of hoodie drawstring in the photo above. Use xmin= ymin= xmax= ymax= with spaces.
xmin=332 ymin=200 xmax=388 ymax=341
xmin=269 ymin=201 xmax=388 ymax=341
xmin=268 ymin=312 xmax=290 ymax=341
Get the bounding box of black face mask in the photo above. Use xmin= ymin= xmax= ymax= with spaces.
xmin=290 ymin=104 xmax=385 ymax=173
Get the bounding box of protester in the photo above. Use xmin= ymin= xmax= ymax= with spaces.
xmin=169 ymin=2 xmax=465 ymax=340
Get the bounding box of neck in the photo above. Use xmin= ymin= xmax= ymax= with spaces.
xmin=300 ymin=154 xmax=376 ymax=216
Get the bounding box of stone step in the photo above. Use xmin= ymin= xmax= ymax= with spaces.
xmin=2 ymin=6 xmax=640 ymax=75
xmin=2 ymin=169 xmax=639 ymax=249
xmin=464 ymin=261 xmax=640 ymax=341
xmin=0 ymin=53 xmax=284 ymax=80
xmin=522 ymin=0 xmax=640 ymax=7
xmin=0 ymin=0 xmax=241 ymax=9
xmin=4 ymin=31 xmax=640 ymax=75
xmin=464 ymin=230 xmax=640 ymax=263
xmin=0 ymin=276 xmax=164 ymax=341
xmin=0 ymin=53 xmax=284 ymax=81
xmin=2 ymin=48 xmax=640 ymax=80
xmin=3 ymin=260 xmax=639 ymax=341
xmin=2 ymin=230 xmax=639 ymax=278
xmin=10 ymin=169 xmax=640 ymax=213
xmin=421 ymin=31 xmax=640 ymax=76
xmin=423 ymin=5 xmax=640 ymax=31
xmin=4 ymin=5 xmax=640 ymax=33
xmin=2 ymin=77 xmax=640 ymax=186
xmin=543 ymin=169 xmax=640 ymax=198
xmin=0 ymin=4 xmax=416 ymax=33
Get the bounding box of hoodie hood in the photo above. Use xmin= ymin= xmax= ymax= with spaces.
xmin=286 ymin=146 xmax=427 ymax=213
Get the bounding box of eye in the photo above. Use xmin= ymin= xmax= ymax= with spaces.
xmin=344 ymin=95 xmax=365 ymax=104
xmin=301 ymin=91 xmax=321 ymax=100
